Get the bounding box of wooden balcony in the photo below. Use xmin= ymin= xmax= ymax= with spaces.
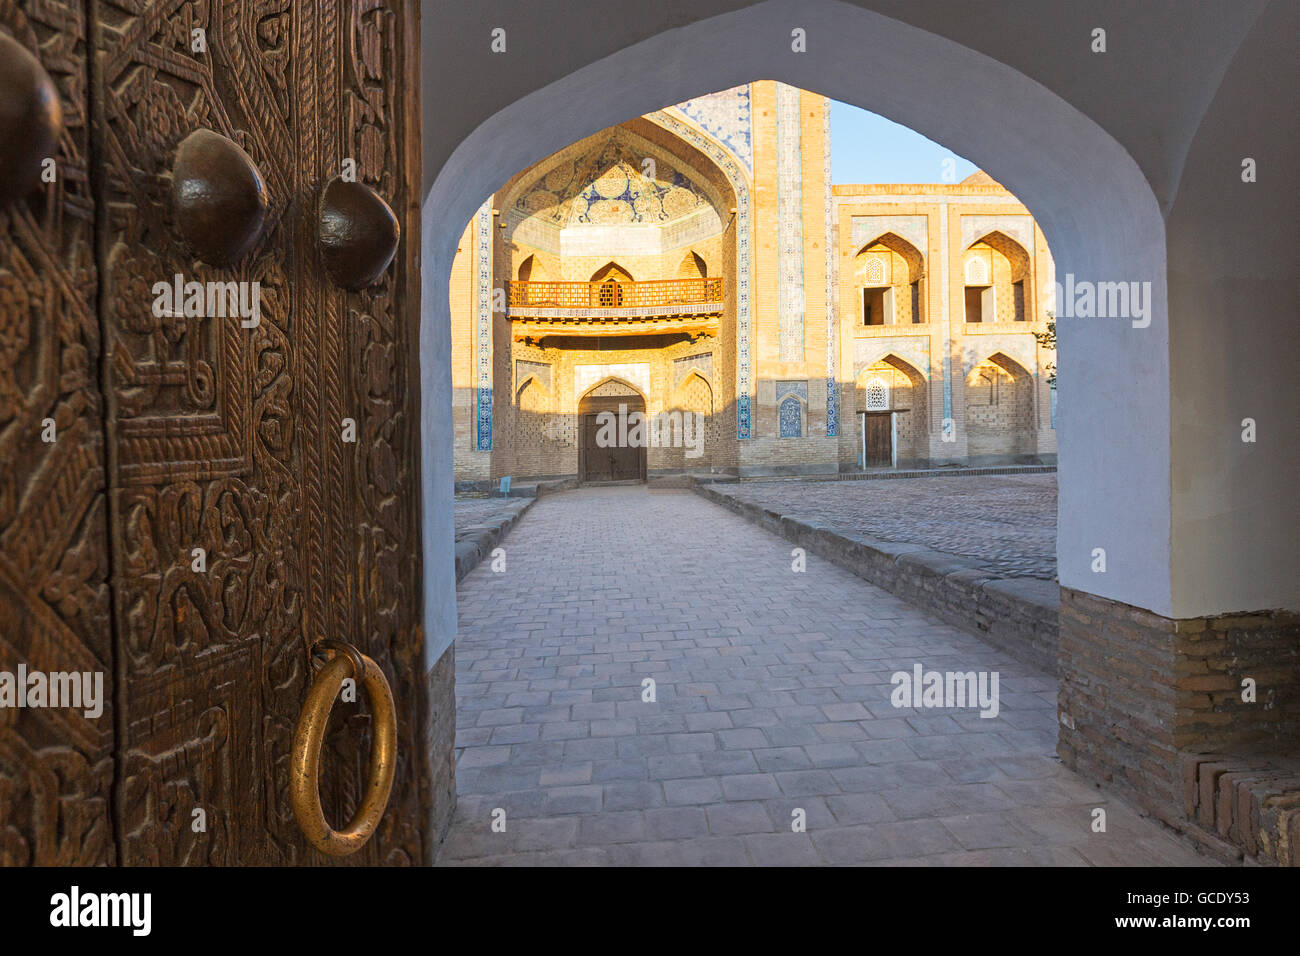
xmin=506 ymin=278 xmax=724 ymax=339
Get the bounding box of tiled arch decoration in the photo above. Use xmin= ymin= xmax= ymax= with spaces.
xmin=960 ymin=339 xmax=1037 ymax=378
xmin=852 ymin=341 xmax=931 ymax=382
xmin=647 ymin=109 xmax=754 ymax=439
xmin=823 ymin=97 xmax=838 ymax=437
xmin=779 ymin=395 xmax=804 ymax=438
xmin=574 ymin=363 xmax=652 ymax=401
xmin=475 ymin=200 xmax=493 ymax=449
xmin=961 ymin=215 xmax=1035 ymax=256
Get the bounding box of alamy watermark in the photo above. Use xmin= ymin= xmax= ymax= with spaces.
xmin=891 ymin=663 xmax=1000 ymax=719
xmin=50 ymin=886 xmax=150 ymax=936
xmin=594 ymin=403 xmax=705 ymax=459
xmin=1043 ymin=274 xmax=1152 ymax=328
xmin=0 ymin=664 xmax=104 ymax=718
xmin=152 ymin=273 xmax=262 ymax=328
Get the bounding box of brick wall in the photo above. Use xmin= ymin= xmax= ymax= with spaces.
xmin=1058 ymin=587 xmax=1300 ymax=835
xmin=426 ymin=644 xmax=457 ymax=860
xmin=964 ymin=358 xmax=1035 ymax=460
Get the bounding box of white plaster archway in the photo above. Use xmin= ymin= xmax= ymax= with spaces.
xmin=418 ymin=0 xmax=1171 ymax=664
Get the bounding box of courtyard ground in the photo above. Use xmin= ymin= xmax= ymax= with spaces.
xmin=715 ymin=473 xmax=1058 ymax=580
xmin=437 ymin=484 xmax=1207 ymax=865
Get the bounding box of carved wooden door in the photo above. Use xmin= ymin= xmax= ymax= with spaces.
xmin=0 ymin=0 xmax=114 ymax=867
xmin=0 ymin=0 xmax=427 ymax=865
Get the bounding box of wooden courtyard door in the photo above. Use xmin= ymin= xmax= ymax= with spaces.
xmin=0 ymin=1 xmax=427 ymax=865
xmin=578 ymin=383 xmax=647 ymax=483
xmin=863 ymin=412 xmax=894 ymax=468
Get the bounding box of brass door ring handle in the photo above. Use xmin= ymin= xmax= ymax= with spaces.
xmin=290 ymin=640 xmax=397 ymax=857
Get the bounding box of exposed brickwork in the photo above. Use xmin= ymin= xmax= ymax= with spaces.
xmin=427 ymin=643 xmax=458 ymax=860
xmin=1058 ymin=587 xmax=1300 ymax=861
xmin=1179 ymin=753 xmax=1300 ymax=865
xmin=964 ymin=358 xmax=1036 ymax=461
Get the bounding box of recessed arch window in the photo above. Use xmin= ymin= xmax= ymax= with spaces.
xmin=779 ymin=396 xmax=803 ymax=438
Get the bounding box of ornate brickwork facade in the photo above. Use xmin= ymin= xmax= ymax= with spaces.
xmin=450 ymin=83 xmax=1057 ymax=484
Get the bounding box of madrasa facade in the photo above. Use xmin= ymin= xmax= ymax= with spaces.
xmin=449 ymin=81 xmax=1058 ymax=485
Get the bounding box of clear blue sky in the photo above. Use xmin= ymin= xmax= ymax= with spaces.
xmin=830 ymin=99 xmax=978 ymax=185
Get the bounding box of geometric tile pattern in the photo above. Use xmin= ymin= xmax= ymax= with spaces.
xmin=647 ymin=111 xmax=753 ymax=439
xmin=776 ymin=83 xmax=805 ymax=362
xmin=824 ymin=97 xmax=839 ymax=437
xmin=476 ymin=201 xmax=493 ymax=450
xmin=670 ymin=85 xmax=753 ymax=173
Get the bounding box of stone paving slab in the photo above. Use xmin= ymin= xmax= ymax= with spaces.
xmin=695 ymin=479 xmax=1060 ymax=674
xmin=438 ymin=485 xmax=1210 ymax=866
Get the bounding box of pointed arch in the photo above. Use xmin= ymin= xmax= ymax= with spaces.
xmin=517 ymin=253 xmax=550 ymax=282
xmin=515 ymin=374 xmax=543 ymax=401
xmin=516 ymin=376 xmax=549 ymax=411
xmin=854 ymin=344 xmax=930 ymax=381
xmin=590 ymin=261 xmax=633 ymax=283
xmin=983 ymin=350 xmax=1032 ymax=380
xmin=856 ymin=352 xmax=927 ymax=386
xmin=674 ymin=369 xmax=715 ymax=416
xmin=577 ymin=374 xmax=646 ymax=407
xmin=964 ymin=350 xmax=1036 ymax=461
xmin=853 ymin=231 xmax=925 ymax=280
xmin=961 ymin=342 xmax=1036 ymax=379
xmin=676 ymin=250 xmax=708 ymax=279
xmin=855 ymin=232 xmax=926 ymax=326
xmin=854 ymin=353 xmax=928 ymax=467
xmin=966 ymin=229 xmax=1031 ymax=283
xmin=590 ymin=262 xmax=633 ymax=307
xmin=576 ymin=376 xmax=647 ymax=483
xmin=422 ymin=0 xmax=1180 ymax=660
xmin=673 ymin=365 xmax=712 ymax=393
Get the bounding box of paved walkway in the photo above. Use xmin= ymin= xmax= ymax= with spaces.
xmin=438 ymin=485 xmax=1207 ymax=866
xmin=720 ymin=474 xmax=1057 ymax=580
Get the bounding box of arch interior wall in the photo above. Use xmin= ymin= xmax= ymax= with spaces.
xmin=422 ymin=1 xmax=1300 ymax=861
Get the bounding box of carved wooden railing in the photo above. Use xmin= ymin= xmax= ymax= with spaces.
xmin=507 ymin=277 xmax=724 ymax=310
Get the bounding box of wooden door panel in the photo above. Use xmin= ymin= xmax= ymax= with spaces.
xmin=581 ymin=414 xmax=608 ymax=481
xmin=864 ymin=413 xmax=892 ymax=467
xmin=0 ymin=1 xmax=115 ymax=866
xmin=612 ymin=443 xmax=642 ymax=481
xmin=580 ymin=400 xmax=646 ymax=483
xmin=90 ymin=0 xmax=425 ymax=865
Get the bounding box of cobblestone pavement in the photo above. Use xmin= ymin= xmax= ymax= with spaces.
xmin=719 ymin=473 xmax=1058 ymax=580
xmin=438 ymin=485 xmax=1208 ymax=866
